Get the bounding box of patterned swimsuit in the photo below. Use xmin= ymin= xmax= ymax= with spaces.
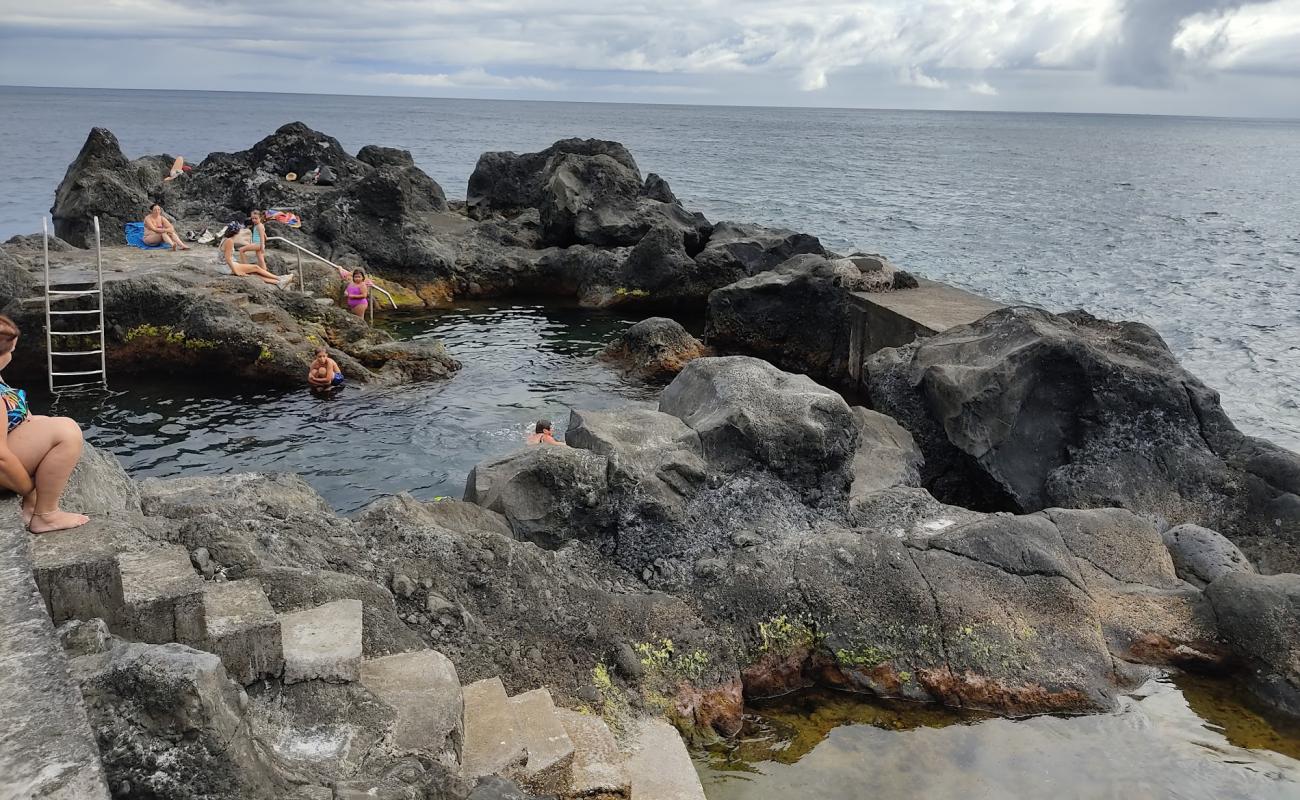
xmin=1 ymin=380 xmax=30 ymax=432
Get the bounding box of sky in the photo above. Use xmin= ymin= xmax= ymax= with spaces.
xmin=1 ymin=0 xmax=1299 ymax=117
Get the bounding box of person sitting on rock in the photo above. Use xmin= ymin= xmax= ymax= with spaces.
xmin=217 ymin=222 xmax=293 ymax=287
xmin=526 ymin=420 xmax=563 ymax=446
xmin=142 ymin=203 xmax=189 ymax=250
xmin=308 ymin=347 xmax=344 ymax=388
xmin=237 ymin=209 xmax=270 ymax=272
xmin=0 ymin=315 xmax=91 ymax=533
xmin=162 ymin=155 xmax=191 ymax=182
xmin=334 ymin=266 xmax=373 ymax=318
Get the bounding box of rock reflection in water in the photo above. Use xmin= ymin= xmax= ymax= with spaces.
xmin=698 ymin=679 xmax=1300 ymax=800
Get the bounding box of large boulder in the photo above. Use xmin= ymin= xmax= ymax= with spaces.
xmin=51 ymin=128 xmax=165 ymax=246
xmin=693 ymin=221 xmax=825 ymax=285
xmin=866 ymin=306 xmax=1300 ymax=569
xmin=463 ymin=446 xmax=609 ymax=547
xmin=848 ymin=407 xmax=923 ymax=506
xmin=705 ymin=254 xmax=868 ymax=385
xmin=601 ymin=317 xmax=709 ymax=382
xmin=1163 ymin=523 xmax=1256 ymax=588
xmin=659 ymin=356 xmax=859 ymax=497
xmin=466 ymin=138 xmax=640 ymax=216
xmin=1208 ymin=572 xmax=1300 ymax=716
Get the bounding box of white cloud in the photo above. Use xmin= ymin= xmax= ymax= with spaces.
xmin=1 ymin=0 xmax=1298 ymax=112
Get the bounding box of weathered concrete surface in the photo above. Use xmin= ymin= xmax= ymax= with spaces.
xmin=846 ymin=278 xmax=1004 ymax=386
xmin=461 ymin=677 xmax=526 ymax=779
xmin=30 ymin=520 xmax=128 ymax=626
xmin=117 ymin=545 xmax=207 ymax=645
xmin=0 ymin=500 xmax=111 ymax=800
xmin=555 ymin=709 xmax=629 ymax=799
xmin=508 ymin=688 xmax=574 ymax=791
xmin=280 ymin=598 xmax=363 ymax=683
xmin=359 ymin=649 xmax=463 ymax=761
xmin=623 ymin=718 xmax=707 ymax=800
xmin=202 ymin=578 xmax=284 ymax=684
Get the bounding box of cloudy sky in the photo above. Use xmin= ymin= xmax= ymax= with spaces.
xmin=2 ymin=0 xmax=1299 ymax=117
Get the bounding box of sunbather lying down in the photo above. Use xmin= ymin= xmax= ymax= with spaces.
xmin=216 ymin=222 xmax=295 ymax=287
xmin=163 ymin=156 xmax=191 ymax=182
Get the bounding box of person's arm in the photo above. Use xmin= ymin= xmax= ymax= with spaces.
xmin=0 ymin=423 xmax=35 ymax=497
xmin=144 ymin=217 xmax=163 ymax=233
xmin=336 ymin=266 xmax=351 ymax=280
xmin=327 ymin=358 xmax=341 ymax=375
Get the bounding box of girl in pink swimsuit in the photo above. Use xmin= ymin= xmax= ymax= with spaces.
xmin=336 ymin=267 xmax=372 ymax=318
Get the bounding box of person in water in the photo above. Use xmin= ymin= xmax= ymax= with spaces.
xmin=142 ymin=203 xmax=189 ymax=250
xmin=335 ymin=266 xmax=372 ymax=318
xmin=308 ymin=347 xmax=344 ymax=388
xmin=217 ymin=222 xmax=294 ymax=287
xmin=237 ymin=209 xmax=269 ymax=271
xmin=526 ymin=419 xmax=563 ymax=446
xmin=0 ymin=315 xmax=91 ymax=533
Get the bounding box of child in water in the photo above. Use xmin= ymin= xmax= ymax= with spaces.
xmin=308 ymin=347 xmax=343 ymax=388
xmin=526 ymin=419 xmax=563 ymax=445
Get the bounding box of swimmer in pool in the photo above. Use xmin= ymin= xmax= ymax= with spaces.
xmin=526 ymin=419 xmax=564 ymax=446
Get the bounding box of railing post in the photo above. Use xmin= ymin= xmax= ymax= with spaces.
xmin=43 ymin=217 xmax=52 ymax=393
xmin=296 ymin=249 xmax=303 ymax=289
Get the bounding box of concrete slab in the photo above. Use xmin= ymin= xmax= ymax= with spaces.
xmin=360 ymin=649 xmax=463 ymax=760
xmin=30 ymin=521 xmax=125 ymax=626
xmin=847 ymin=278 xmax=1006 ymax=385
xmin=555 ymin=708 xmax=630 ymax=799
xmin=623 ymin=718 xmax=707 ymax=800
xmin=117 ymin=546 xmax=207 ymax=645
xmin=460 ymin=677 xmax=527 ymax=779
xmin=203 ymin=579 xmax=283 ymax=684
xmin=509 ymin=688 xmax=575 ymax=791
xmin=279 ymin=599 xmax=363 ymax=684
xmin=0 ymin=500 xmax=111 ymax=800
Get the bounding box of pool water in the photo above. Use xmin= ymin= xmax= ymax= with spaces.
xmin=696 ymin=677 xmax=1300 ymax=800
xmin=30 ymin=303 xmax=661 ymax=513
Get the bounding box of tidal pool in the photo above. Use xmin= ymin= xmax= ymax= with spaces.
xmin=696 ymin=677 xmax=1300 ymax=800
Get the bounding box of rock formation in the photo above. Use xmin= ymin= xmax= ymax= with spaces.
xmin=600 ymin=317 xmax=709 ymax=382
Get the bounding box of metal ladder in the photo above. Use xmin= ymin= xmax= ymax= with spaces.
xmin=43 ymin=216 xmax=108 ymax=392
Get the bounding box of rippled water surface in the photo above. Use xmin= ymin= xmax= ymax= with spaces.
xmin=0 ymin=87 xmax=1296 ymax=450
xmin=30 ymin=304 xmax=658 ymax=513
xmin=698 ymin=677 xmax=1300 ymax=800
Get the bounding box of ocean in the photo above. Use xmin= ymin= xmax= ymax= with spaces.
xmin=1 ymin=86 xmax=1297 ymax=451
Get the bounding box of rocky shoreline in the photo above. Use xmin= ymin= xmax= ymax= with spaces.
xmin=2 ymin=125 xmax=1300 ymax=800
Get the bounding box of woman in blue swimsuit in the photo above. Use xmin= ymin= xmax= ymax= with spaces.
xmin=0 ymin=315 xmax=90 ymax=533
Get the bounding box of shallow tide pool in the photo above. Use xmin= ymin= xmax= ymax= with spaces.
xmin=696 ymin=677 xmax=1300 ymax=800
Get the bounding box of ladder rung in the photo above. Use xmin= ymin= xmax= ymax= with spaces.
xmin=49 ymin=309 xmax=101 ymax=315
xmin=48 ymin=289 xmax=100 ymax=296
xmin=52 ymin=381 xmax=105 ymax=390
xmin=49 ymin=329 xmax=103 ymax=336
xmin=51 ymin=370 xmax=105 ymax=377
xmin=51 ymin=350 xmax=104 ymax=356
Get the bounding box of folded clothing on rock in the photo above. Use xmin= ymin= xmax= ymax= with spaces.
xmin=124 ymin=221 xmax=169 ymax=249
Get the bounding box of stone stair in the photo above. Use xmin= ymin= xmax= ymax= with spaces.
xmin=28 ymin=521 xmax=707 ymax=799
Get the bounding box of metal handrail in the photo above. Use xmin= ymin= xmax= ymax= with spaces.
xmin=43 ymin=215 xmax=108 ymax=392
xmin=265 ymin=236 xmax=395 ymax=322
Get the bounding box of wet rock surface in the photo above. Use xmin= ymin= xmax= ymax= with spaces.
xmin=601 ymin=317 xmax=709 ymax=382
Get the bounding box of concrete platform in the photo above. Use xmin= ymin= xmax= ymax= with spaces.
xmin=847 ymin=278 xmax=1006 ymax=386
xmin=203 ymin=579 xmax=283 ymax=685
xmin=509 ymin=688 xmax=575 ymax=791
xmin=624 ymin=718 xmax=706 ymax=800
xmin=359 ymin=649 xmax=463 ymax=760
xmin=0 ymin=500 xmax=111 ymax=799
xmin=279 ymin=599 xmax=363 ymax=684
xmin=461 ymin=677 xmax=527 ymax=779
xmin=555 ymin=708 xmax=630 ymax=799
xmin=30 ymin=521 xmax=125 ymax=626
xmin=117 ymin=546 xmax=207 ymax=645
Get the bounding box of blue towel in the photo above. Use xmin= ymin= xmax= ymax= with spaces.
xmin=125 ymin=221 xmax=169 ymax=249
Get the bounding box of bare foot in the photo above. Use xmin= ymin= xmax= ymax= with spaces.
xmin=29 ymin=510 xmax=91 ymax=534
xmin=21 ymin=493 xmax=37 ymax=526
xmin=178 ymin=243 xmax=191 ymax=251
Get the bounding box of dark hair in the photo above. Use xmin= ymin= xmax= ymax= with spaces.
xmin=314 ymin=346 xmax=328 ymax=357
xmin=351 ymin=269 xmax=366 ymax=280
xmin=219 ymin=221 xmax=243 ymax=241
xmin=0 ymin=315 xmax=18 ymax=355
xmin=150 ymin=203 xmax=162 ymax=211
xmin=534 ymin=420 xmax=552 ymax=434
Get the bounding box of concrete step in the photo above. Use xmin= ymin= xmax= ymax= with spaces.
xmin=509 ymin=688 xmax=575 ymax=793
xmin=555 ymin=708 xmax=630 ymax=799
xmin=202 ymin=579 xmax=283 ymax=684
xmin=279 ymin=598 xmax=363 ymax=683
xmin=461 ymin=677 xmax=527 ymax=780
xmin=30 ymin=522 xmax=125 ymax=626
xmin=360 ymin=650 xmax=463 ymax=761
xmin=116 ymin=546 xmax=206 ymax=645
xmin=623 ymin=719 xmax=706 ymax=800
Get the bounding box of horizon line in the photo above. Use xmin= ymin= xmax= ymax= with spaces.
xmin=3 ymin=83 xmax=1298 ymax=124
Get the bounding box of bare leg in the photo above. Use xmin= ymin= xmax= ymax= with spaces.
xmin=143 ymin=230 xmax=164 ymax=246
xmin=352 ymin=300 xmax=368 ymax=317
xmin=231 ymin=263 xmax=281 ymax=285
xmin=163 ymin=156 xmax=185 ymax=181
xmin=5 ymin=415 xmax=89 ymax=533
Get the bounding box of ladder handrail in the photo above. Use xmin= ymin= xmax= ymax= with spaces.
xmin=44 ymin=215 xmax=108 ymax=392
xmin=265 ymin=236 xmax=396 ymax=322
